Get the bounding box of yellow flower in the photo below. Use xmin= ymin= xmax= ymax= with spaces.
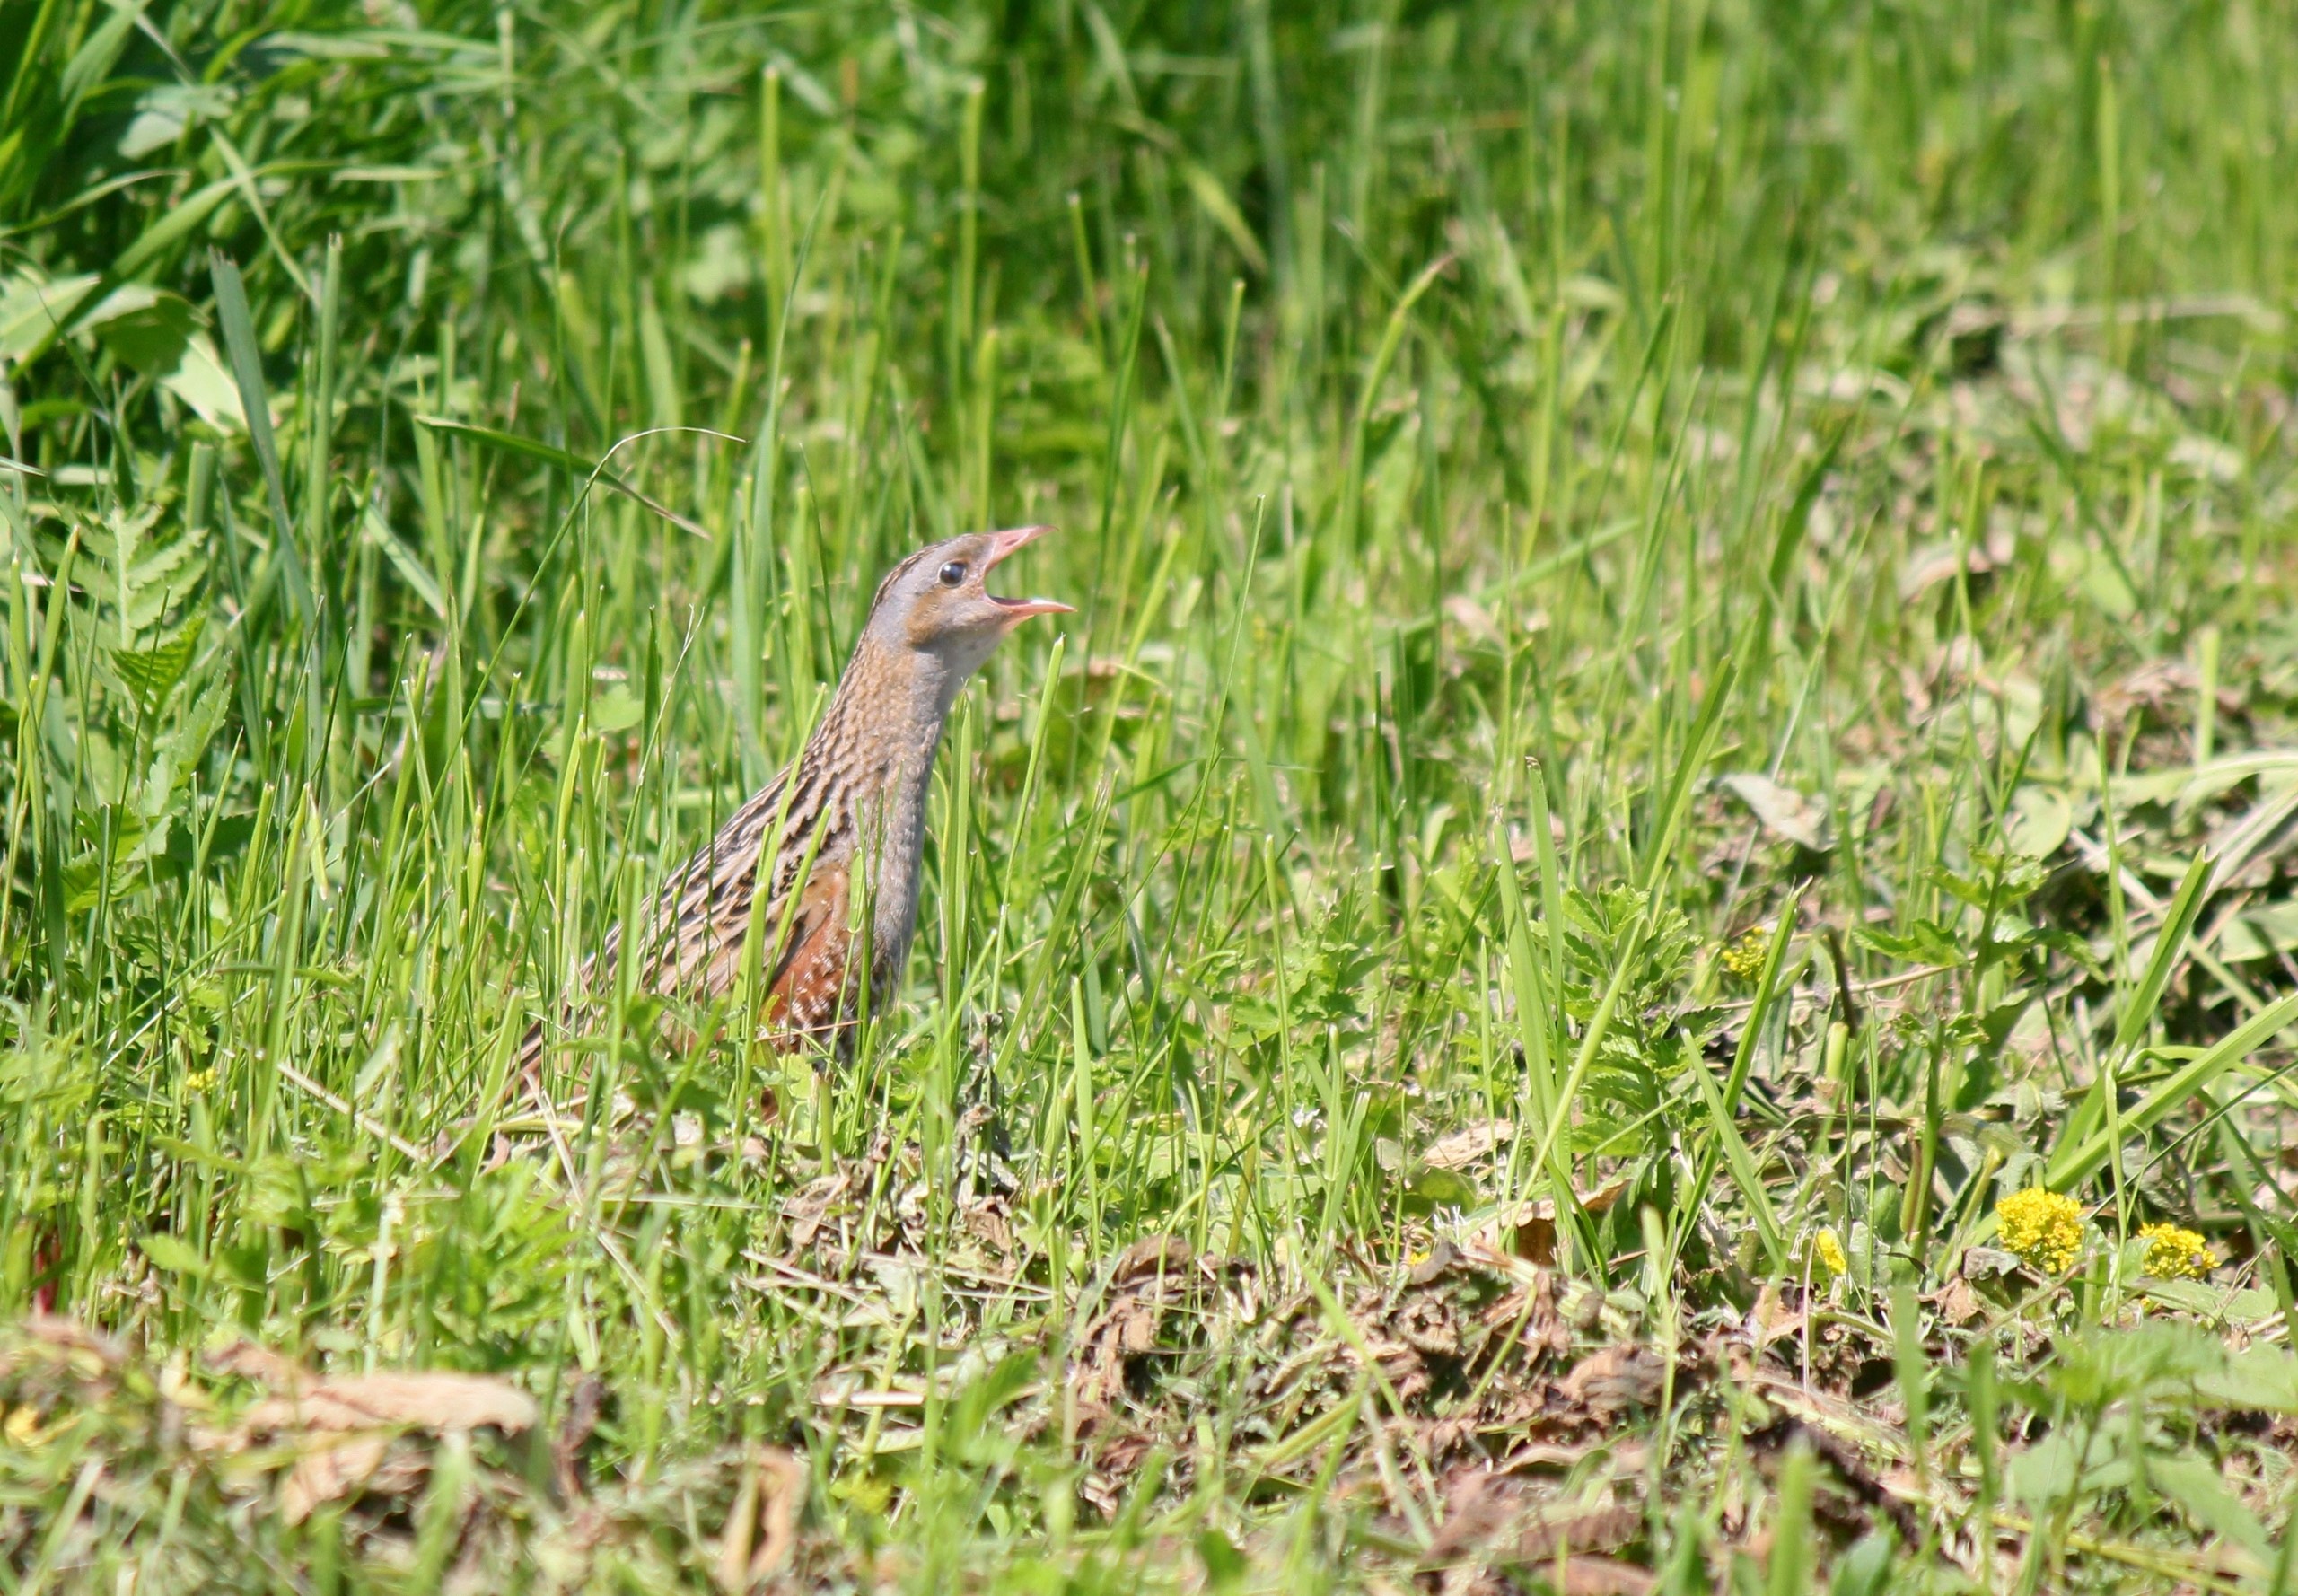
xmin=183 ymin=1067 xmax=216 ymax=1093
xmin=1719 ymin=927 xmax=1773 ymax=981
xmin=4 ymin=1405 xmax=57 ymax=1449
xmin=2138 ymin=1222 xmax=2215 ymax=1281
xmin=1812 ymin=1228 xmax=1848 ymax=1276
xmin=1996 ymin=1187 xmax=2085 ymax=1276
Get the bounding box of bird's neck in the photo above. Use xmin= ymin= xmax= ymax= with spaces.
xmin=809 ymin=633 xmax=969 ymax=792
xmin=803 ymin=632 xmax=976 ymax=987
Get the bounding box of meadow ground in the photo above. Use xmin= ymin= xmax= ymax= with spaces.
xmin=5 ymin=0 xmax=2298 ymax=1589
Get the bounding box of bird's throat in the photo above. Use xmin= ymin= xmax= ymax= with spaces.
xmin=802 ymin=632 xmax=983 ymax=988
xmin=813 ymin=633 xmax=973 ymax=781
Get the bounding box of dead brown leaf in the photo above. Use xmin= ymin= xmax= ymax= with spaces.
xmin=1079 ymin=1429 xmax=1161 ymax=1518
xmin=1720 ymin=773 xmax=1831 ymax=850
xmin=206 ymin=1339 xmax=303 ymax=1389
xmin=1111 ymin=1233 xmax=1193 ymax=1283
xmin=1394 ymin=1293 xmax=1461 ymax=1359
xmin=1429 ymin=1472 xmax=1645 ymax=1574
xmin=1746 ymin=1416 xmax=1922 ymax=1548
xmin=278 ymin=1432 xmax=418 ymax=1523
xmin=1501 ymin=1180 xmax=1633 ymax=1267
xmin=1557 ymin=1346 xmax=1667 ymax=1418
xmin=240 ymin=1372 xmax=538 ymax=1438
xmin=715 ymin=1445 xmax=807 ymax=1592
xmin=1524 ymin=1269 xmax=1573 ymax=1363
xmin=1470 ymin=1269 xmax=1574 ymax=1379
xmin=1425 ymin=1121 xmax=1515 ymax=1171
xmin=1494 ymin=1437 xmax=1652 ymax=1476
xmin=1073 ymin=1244 xmax=1211 ymax=1418
xmin=15 ymin=1315 xmax=126 ymax=1371
xmin=1408 ymin=1239 xmax=1461 ymax=1286
xmin=1513 ymin=1501 xmax=1643 ymax=1562
xmin=554 ymin=1373 xmax=606 ymax=1502
xmin=784 ymin=1170 xmax=855 ymax=1251
xmin=1933 ymin=1275 xmax=1983 ymax=1327
xmin=1549 ymin=1555 xmax=1657 ymax=1596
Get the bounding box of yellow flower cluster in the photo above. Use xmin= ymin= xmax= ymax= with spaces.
xmin=1812 ymin=1228 xmax=1848 ymax=1276
xmin=1719 ymin=927 xmax=1773 ymax=981
xmin=2138 ymin=1223 xmax=2215 ymax=1281
xmin=182 ymin=1066 xmax=217 ymax=1093
xmin=1996 ymin=1187 xmax=2085 ymax=1275
xmin=4 ymin=1406 xmax=57 ymax=1449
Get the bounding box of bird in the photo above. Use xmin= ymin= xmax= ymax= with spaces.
xmin=523 ymin=525 xmax=1070 ymax=1068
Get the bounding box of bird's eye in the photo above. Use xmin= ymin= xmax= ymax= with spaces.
xmin=937 ymin=561 xmax=968 ymax=587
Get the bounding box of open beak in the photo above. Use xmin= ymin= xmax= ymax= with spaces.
xmin=983 ymin=525 xmax=1074 ymax=620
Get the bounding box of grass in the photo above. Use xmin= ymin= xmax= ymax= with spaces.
xmin=5 ymin=0 xmax=2298 ymax=1588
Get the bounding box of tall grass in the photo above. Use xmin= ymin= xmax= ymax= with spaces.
xmin=4 ymin=0 xmax=2298 ymax=1587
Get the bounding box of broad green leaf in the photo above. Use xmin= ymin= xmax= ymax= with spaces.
xmin=1404 ymin=1165 xmax=1478 ymax=1208
xmin=2146 ymin=1454 xmax=2270 ymax=1564
xmin=2004 ymin=784 xmax=2075 ymax=858
xmin=79 ymin=284 xmax=196 ymax=375
xmin=0 ymin=268 xmax=101 ymax=362
xmin=159 ymin=331 xmax=248 ymax=431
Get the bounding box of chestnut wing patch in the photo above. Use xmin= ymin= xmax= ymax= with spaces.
xmin=766 ymin=865 xmax=857 ymax=1038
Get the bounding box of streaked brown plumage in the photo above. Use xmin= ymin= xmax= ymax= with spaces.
xmin=524 ymin=526 xmax=1069 ymax=1065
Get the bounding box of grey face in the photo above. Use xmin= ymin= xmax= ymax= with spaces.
xmin=870 ymin=526 xmax=1072 ymax=670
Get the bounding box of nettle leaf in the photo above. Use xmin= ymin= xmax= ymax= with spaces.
xmin=1568 ymin=1110 xmax=1654 ymax=1159
xmin=1592 ymin=1032 xmax=1662 ymax=1102
xmin=64 ymin=803 xmax=180 ymax=910
xmin=2049 ymin=1322 xmax=2232 ymax=1409
xmin=1931 ymin=852 xmax=2049 ymax=911
xmin=158 ymin=669 xmax=233 ymax=777
xmin=1977 ymin=923 xmax=2093 ymax=976
xmin=107 ymin=617 xmax=203 ymax=717
xmin=78 ymin=501 xmax=208 ymax=637
xmin=2197 ymin=1346 xmax=2298 ymax=1413
xmin=1857 ymin=918 xmax=1966 ymax=967
xmin=137 ymin=1232 xmax=208 ymax=1277
xmin=590 ymin=683 xmax=645 ymax=734
xmin=72 ymin=803 xmax=148 ymax=857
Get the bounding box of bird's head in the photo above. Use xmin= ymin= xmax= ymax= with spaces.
xmin=864 ymin=525 xmax=1073 ymax=677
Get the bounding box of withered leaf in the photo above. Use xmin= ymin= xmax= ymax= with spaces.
xmin=1111 ymin=1234 xmax=1194 ymax=1284
xmin=278 ymin=1433 xmax=408 ymax=1523
xmin=1425 ymin=1120 xmax=1515 ymax=1171
xmin=715 ymin=1444 xmax=807 ymax=1593
xmin=1507 ymin=1179 xmax=1631 ymax=1267
xmin=1395 ymin=1293 xmax=1462 ymax=1358
xmin=241 ymin=1371 xmax=538 ymax=1438
xmin=1558 ymin=1346 xmax=1668 ymax=1417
